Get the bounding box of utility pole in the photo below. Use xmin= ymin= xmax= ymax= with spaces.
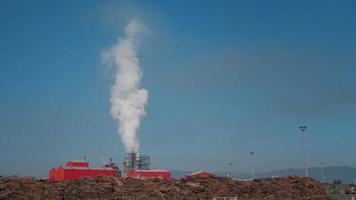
xmin=249 ymin=152 xmax=255 ymax=180
xmin=299 ymin=126 xmax=308 ymax=177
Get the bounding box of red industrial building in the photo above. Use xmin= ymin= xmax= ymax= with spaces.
xmin=49 ymin=160 xmax=117 ymax=181
xmin=125 ymin=169 xmax=171 ymax=179
xmin=184 ymin=171 xmax=214 ymax=178
xmin=49 ymin=155 xmax=172 ymax=181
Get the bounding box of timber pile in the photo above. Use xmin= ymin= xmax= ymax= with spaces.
xmin=0 ymin=175 xmax=331 ymax=200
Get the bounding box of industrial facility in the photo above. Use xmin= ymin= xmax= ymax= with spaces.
xmin=123 ymin=153 xmax=150 ymax=173
xmin=49 ymin=159 xmax=118 ymax=181
xmin=122 ymin=152 xmax=171 ymax=179
xmin=49 ymin=152 xmax=172 ymax=181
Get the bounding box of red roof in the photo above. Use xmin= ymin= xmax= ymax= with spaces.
xmin=185 ymin=171 xmax=214 ymax=178
xmin=125 ymin=170 xmax=171 ymax=179
xmin=66 ymin=160 xmax=89 ymax=168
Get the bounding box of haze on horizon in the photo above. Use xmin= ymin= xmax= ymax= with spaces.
xmin=0 ymin=0 xmax=356 ymax=177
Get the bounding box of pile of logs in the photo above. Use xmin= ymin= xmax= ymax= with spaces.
xmin=0 ymin=175 xmax=330 ymax=200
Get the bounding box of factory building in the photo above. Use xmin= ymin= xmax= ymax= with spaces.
xmin=48 ymin=153 xmax=172 ymax=181
xmin=49 ymin=160 xmax=118 ymax=181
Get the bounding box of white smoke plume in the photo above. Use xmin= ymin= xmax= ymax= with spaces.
xmin=103 ymin=20 xmax=148 ymax=153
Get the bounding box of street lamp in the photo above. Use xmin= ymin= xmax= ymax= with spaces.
xmin=299 ymin=126 xmax=308 ymax=177
xmin=321 ymin=161 xmax=326 ymax=183
xmin=249 ymin=151 xmax=255 ymax=180
xmin=229 ymin=163 xmax=233 ymax=178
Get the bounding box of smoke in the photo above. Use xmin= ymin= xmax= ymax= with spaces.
xmin=103 ymin=20 xmax=148 ymax=153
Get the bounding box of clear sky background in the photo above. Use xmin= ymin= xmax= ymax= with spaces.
xmin=0 ymin=0 xmax=356 ymax=177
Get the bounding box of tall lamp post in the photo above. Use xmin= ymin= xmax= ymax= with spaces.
xmin=321 ymin=161 xmax=326 ymax=183
xmin=299 ymin=126 xmax=308 ymax=177
xmin=229 ymin=163 xmax=233 ymax=178
xmin=249 ymin=151 xmax=255 ymax=180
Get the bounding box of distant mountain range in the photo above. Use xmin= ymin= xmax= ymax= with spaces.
xmin=171 ymin=166 xmax=356 ymax=183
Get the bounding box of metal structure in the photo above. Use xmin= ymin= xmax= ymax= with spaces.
xmin=299 ymin=126 xmax=308 ymax=177
xmin=104 ymin=158 xmax=121 ymax=175
xmin=249 ymin=151 xmax=255 ymax=180
xmin=123 ymin=152 xmax=150 ymax=173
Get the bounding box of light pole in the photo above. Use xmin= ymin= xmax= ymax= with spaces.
xmin=321 ymin=161 xmax=326 ymax=183
xmin=229 ymin=163 xmax=233 ymax=178
xmin=299 ymin=126 xmax=308 ymax=177
xmin=249 ymin=151 xmax=255 ymax=180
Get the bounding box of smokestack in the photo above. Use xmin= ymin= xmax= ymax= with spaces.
xmin=103 ymin=19 xmax=148 ymax=154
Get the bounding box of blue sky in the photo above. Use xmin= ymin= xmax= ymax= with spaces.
xmin=0 ymin=0 xmax=356 ymax=177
